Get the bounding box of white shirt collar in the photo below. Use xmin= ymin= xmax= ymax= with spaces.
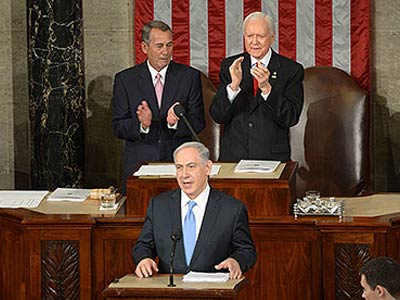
xmin=181 ymin=184 xmax=210 ymax=210
xmin=146 ymin=60 xmax=169 ymax=84
xmin=250 ymin=48 xmax=272 ymax=68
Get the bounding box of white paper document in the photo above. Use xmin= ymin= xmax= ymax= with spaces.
xmin=234 ymin=160 xmax=280 ymax=173
xmin=47 ymin=188 xmax=91 ymax=202
xmin=133 ymin=164 xmax=221 ymax=176
xmin=0 ymin=190 xmax=49 ymax=208
xmin=182 ymin=271 xmax=230 ymax=282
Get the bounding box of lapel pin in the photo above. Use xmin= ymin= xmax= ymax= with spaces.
xmin=271 ymin=72 xmax=277 ymax=79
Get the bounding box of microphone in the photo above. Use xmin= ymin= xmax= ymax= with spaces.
xmin=168 ymin=229 xmax=182 ymax=287
xmin=173 ymin=104 xmax=201 ymax=142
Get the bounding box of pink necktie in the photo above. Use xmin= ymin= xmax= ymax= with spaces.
xmin=155 ymin=73 xmax=163 ymax=108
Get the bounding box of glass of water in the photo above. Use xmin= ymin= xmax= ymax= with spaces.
xmin=101 ymin=191 xmax=116 ymax=209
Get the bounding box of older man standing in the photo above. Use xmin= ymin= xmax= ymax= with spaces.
xmin=112 ymin=21 xmax=205 ymax=194
xmin=210 ymin=12 xmax=304 ymax=162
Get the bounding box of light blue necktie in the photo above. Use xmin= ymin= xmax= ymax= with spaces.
xmin=183 ymin=200 xmax=197 ymax=264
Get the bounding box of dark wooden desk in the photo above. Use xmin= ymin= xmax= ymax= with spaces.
xmin=126 ymin=161 xmax=298 ymax=218
xmin=1 ymin=203 xmax=400 ymax=300
xmin=102 ymin=274 xmax=249 ymax=300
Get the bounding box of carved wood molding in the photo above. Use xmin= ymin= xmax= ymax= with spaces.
xmin=41 ymin=240 xmax=80 ymax=300
xmin=335 ymin=244 xmax=371 ymax=300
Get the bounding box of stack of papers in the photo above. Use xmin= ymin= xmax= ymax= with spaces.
xmin=47 ymin=188 xmax=91 ymax=202
xmin=234 ymin=160 xmax=280 ymax=173
xmin=134 ymin=164 xmax=221 ymax=176
xmin=0 ymin=191 xmax=49 ymax=208
xmin=182 ymin=271 xmax=230 ymax=282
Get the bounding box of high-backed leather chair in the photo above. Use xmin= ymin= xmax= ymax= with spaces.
xmin=198 ymin=72 xmax=220 ymax=161
xmin=290 ymin=66 xmax=372 ymax=197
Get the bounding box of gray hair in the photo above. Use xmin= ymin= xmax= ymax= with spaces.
xmin=243 ymin=12 xmax=275 ymax=35
xmin=173 ymin=142 xmax=210 ymax=164
xmin=142 ymin=20 xmax=172 ymax=44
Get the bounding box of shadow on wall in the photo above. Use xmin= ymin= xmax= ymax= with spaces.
xmin=389 ymin=112 xmax=400 ymax=189
xmin=374 ymin=94 xmax=400 ymax=191
xmin=85 ymin=75 xmax=123 ymax=189
xmin=291 ymin=66 xmax=370 ymax=197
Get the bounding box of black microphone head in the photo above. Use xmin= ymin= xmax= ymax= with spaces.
xmin=171 ymin=229 xmax=182 ymax=241
xmin=173 ymin=104 xmax=185 ymax=117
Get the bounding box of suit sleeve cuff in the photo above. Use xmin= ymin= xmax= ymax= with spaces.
xmin=226 ymin=84 xmax=241 ymax=103
xmin=140 ymin=123 xmax=150 ymax=134
xmin=167 ymin=121 xmax=178 ymax=130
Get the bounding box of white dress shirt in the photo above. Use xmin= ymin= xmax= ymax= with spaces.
xmin=140 ymin=61 xmax=178 ymax=133
xmin=227 ymin=48 xmax=272 ymax=102
xmin=181 ymin=184 xmax=210 ymax=241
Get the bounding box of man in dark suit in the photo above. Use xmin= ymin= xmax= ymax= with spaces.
xmin=132 ymin=142 xmax=257 ymax=279
xmin=112 ymin=21 xmax=205 ymax=194
xmin=210 ymin=12 xmax=304 ymax=162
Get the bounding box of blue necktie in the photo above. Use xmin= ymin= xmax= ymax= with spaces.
xmin=183 ymin=201 xmax=197 ymax=264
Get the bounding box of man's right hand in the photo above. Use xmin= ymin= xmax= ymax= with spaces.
xmin=229 ymin=56 xmax=244 ymax=91
xmin=135 ymin=258 xmax=159 ymax=278
xmin=137 ymin=100 xmax=152 ymax=129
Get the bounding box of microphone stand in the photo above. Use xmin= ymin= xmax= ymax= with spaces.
xmin=168 ymin=232 xmax=181 ymax=287
xmin=173 ymin=104 xmax=200 ymax=142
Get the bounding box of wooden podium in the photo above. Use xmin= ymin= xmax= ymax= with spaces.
xmin=126 ymin=162 xmax=297 ymax=218
xmin=102 ymin=274 xmax=248 ymax=300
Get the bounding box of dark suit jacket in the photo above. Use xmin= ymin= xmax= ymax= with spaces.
xmin=112 ymin=61 xmax=205 ymax=193
xmin=132 ymin=188 xmax=257 ymax=274
xmin=210 ymin=51 xmax=304 ymax=162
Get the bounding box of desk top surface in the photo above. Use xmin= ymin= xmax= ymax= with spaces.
xmin=108 ymin=274 xmax=245 ymax=290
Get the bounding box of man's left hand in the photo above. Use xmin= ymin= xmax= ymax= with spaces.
xmin=137 ymin=100 xmax=152 ymax=129
xmin=251 ymin=64 xmax=272 ymax=94
xmin=215 ymin=258 xmax=242 ymax=279
xmin=167 ymin=102 xmax=180 ymax=126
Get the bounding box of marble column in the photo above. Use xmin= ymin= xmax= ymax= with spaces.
xmin=27 ymin=0 xmax=85 ymax=189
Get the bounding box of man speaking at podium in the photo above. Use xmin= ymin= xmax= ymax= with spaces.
xmin=132 ymin=142 xmax=257 ymax=279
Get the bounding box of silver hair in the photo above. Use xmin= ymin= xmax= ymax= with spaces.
xmin=173 ymin=142 xmax=210 ymax=164
xmin=142 ymin=20 xmax=172 ymax=44
xmin=243 ymin=12 xmax=275 ymax=35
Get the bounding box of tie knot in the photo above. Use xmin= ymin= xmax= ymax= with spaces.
xmin=188 ymin=201 xmax=196 ymax=211
xmin=252 ymin=61 xmax=265 ymax=68
xmin=156 ymin=73 xmax=161 ymax=80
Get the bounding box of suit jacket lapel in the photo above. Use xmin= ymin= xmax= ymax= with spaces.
xmin=241 ymin=53 xmax=253 ymax=96
xmin=161 ymin=61 xmax=179 ymax=114
xmin=241 ymin=53 xmax=260 ymax=113
xmin=190 ymin=188 xmax=222 ymax=266
xmin=248 ymin=49 xmax=282 ymax=113
xmin=267 ymin=49 xmax=281 ymax=83
xmin=138 ymin=63 xmax=159 ymax=114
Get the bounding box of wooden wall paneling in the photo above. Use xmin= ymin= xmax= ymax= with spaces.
xmin=208 ymin=180 xmax=292 ymax=217
xmin=242 ymin=223 xmax=321 ymax=300
xmin=386 ymin=222 xmax=400 ymax=261
xmin=41 ymin=240 xmax=80 ymax=299
xmin=93 ymin=223 xmax=142 ymax=300
xmin=126 ymin=181 xmax=178 ymax=217
xmin=321 ymin=228 xmax=388 ymax=300
xmin=27 ymin=226 xmax=92 ymax=300
xmin=126 ymin=162 xmax=297 ymax=218
xmin=1 ymin=218 xmax=27 ymax=300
